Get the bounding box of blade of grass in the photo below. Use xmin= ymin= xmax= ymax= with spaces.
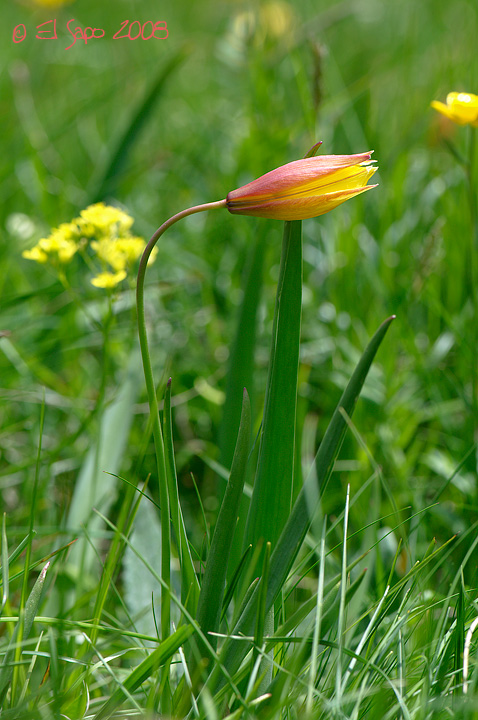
xmin=164 ymin=378 xmax=200 ymax=612
xmin=252 ymin=541 xmax=273 ymax=693
xmin=255 ymin=544 xmax=271 ymax=653
xmin=89 ymin=472 xmax=151 ymax=646
xmin=10 ymin=396 xmax=45 ymax=705
xmin=266 ymin=316 xmax=395 ymax=610
xmin=335 ymin=484 xmax=351 ymax=705
xmin=221 ymin=544 xmax=253 ymax=622
xmin=1 ymin=514 xmax=8 ymax=615
xmin=95 ymin=509 xmax=248 ymax=718
xmin=0 ymin=562 xmax=50 ymax=705
xmin=306 ymin=516 xmax=326 ymax=715
xmin=92 ymin=624 xmax=193 ymax=720
xmin=454 ymin=573 xmax=465 ymax=695
xmin=196 ymin=389 xmax=251 ymax=648
xmin=87 ymin=49 xmax=188 ymax=202
xmin=273 ymin=563 xmax=366 ymax=646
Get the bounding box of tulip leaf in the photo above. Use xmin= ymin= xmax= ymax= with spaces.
xmin=219 ymin=236 xmax=265 ymax=469
xmin=218 ymin=236 xmax=265 ymax=574
xmin=244 ymin=219 xmax=302 ymax=559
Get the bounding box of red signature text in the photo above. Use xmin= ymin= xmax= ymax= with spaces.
xmin=12 ymin=19 xmax=169 ymax=48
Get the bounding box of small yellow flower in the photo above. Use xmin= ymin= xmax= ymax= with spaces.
xmin=90 ymin=270 xmax=127 ymax=289
xmin=22 ymin=246 xmax=48 ymax=263
xmin=38 ymin=233 xmax=78 ymax=263
xmin=77 ymin=203 xmax=134 ymax=237
xmin=114 ymin=237 xmax=148 ymax=264
xmin=90 ymin=236 xmax=154 ymax=273
xmin=431 ymin=92 xmax=478 ymax=127
xmin=23 ymin=223 xmax=79 ymax=265
xmin=226 ymin=151 xmax=377 ymax=221
xmin=91 ymin=238 xmax=127 ymax=272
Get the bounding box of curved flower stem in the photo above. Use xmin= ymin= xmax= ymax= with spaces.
xmin=136 ymin=198 xmax=227 ymax=641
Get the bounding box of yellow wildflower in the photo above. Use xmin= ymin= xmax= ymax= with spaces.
xmin=23 ymin=223 xmax=79 ymax=265
xmin=114 ymin=237 xmax=148 ymax=264
xmin=90 ymin=236 xmax=154 ymax=272
xmin=431 ymin=92 xmax=478 ymax=127
xmin=91 ymin=238 xmax=127 ymax=272
xmin=77 ymin=203 xmax=134 ymax=238
xmin=22 ymin=246 xmax=48 ymax=263
xmin=90 ymin=270 xmax=127 ymax=289
xmin=38 ymin=234 xmax=78 ymax=263
xmin=226 ymin=151 xmax=377 ymax=221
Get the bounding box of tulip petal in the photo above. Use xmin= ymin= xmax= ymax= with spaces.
xmin=228 ymin=184 xmax=377 ymax=221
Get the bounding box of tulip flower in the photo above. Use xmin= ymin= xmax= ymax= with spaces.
xmin=226 ymin=151 xmax=377 ymax=221
xmin=431 ymin=92 xmax=478 ymax=127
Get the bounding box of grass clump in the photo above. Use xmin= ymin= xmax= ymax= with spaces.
xmin=2 ymin=0 xmax=478 ymax=717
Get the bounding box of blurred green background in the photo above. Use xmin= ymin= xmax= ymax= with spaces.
xmin=2 ymin=0 xmax=478 ymax=561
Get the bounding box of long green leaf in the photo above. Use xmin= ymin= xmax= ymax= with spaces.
xmin=208 ymin=315 xmax=395 ymax=691
xmin=244 ymin=219 xmax=302 ymax=556
xmin=219 ymin=236 xmax=265 ymax=469
xmin=218 ymin=235 xmax=265 ymax=576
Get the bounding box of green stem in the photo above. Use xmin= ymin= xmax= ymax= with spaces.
xmin=465 ymin=128 xmax=478 ymax=479
xmin=466 ymin=128 xmax=478 ymax=247
xmin=136 ymin=199 xmax=226 ymax=642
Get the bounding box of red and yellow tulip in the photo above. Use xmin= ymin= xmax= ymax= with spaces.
xmin=226 ymin=151 xmax=377 ymax=221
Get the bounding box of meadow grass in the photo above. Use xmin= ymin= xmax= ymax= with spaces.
xmin=2 ymin=0 xmax=478 ymax=717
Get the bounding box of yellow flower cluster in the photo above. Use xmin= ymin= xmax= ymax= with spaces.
xmin=23 ymin=203 xmax=155 ymax=289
